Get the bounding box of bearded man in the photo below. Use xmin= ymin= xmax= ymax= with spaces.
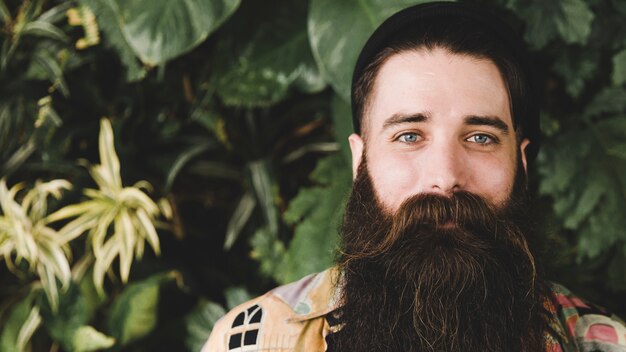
xmin=203 ymin=2 xmax=626 ymax=351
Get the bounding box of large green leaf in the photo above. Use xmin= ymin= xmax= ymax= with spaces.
xmin=213 ymin=0 xmax=325 ymax=107
xmin=512 ymin=0 xmax=594 ymax=48
xmin=553 ymin=49 xmax=599 ymax=98
xmin=106 ymin=272 xmax=175 ymax=347
xmin=584 ymin=87 xmax=626 ymax=118
xmin=73 ymin=326 xmax=115 ymax=352
xmin=82 ymin=0 xmax=240 ymax=67
xmin=539 ymin=117 xmax=626 ymax=267
xmin=78 ymin=0 xmax=145 ymax=80
xmin=308 ymin=0 xmax=430 ymax=101
xmin=278 ymin=153 xmax=352 ymax=283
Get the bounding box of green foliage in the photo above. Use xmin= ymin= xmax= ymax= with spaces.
xmin=184 ymin=287 xmax=251 ymax=351
xmin=0 ymin=0 xmax=69 ymax=178
xmin=47 ymin=119 xmax=168 ymax=296
xmin=613 ymin=49 xmax=626 ymax=86
xmin=331 ymin=94 xmax=355 ymax=161
xmin=2 ymin=0 xmax=626 ymax=350
xmin=73 ymin=326 xmax=116 ymax=352
xmin=553 ymin=50 xmax=598 ymax=98
xmin=77 ymin=0 xmax=146 ymax=80
xmin=249 ymin=226 xmax=287 ymax=279
xmin=0 ymin=292 xmax=40 ymax=352
xmin=279 ymin=153 xmax=351 ymax=283
xmin=250 ymin=153 xmax=351 ymax=284
xmin=212 ymin=0 xmax=325 ymax=107
xmin=39 ymin=282 xmax=114 ymax=351
xmin=107 ymin=272 xmax=176 ymax=347
xmin=309 ymin=0 xmax=429 ymax=100
xmin=82 ymin=0 xmax=240 ymax=67
xmin=510 ymin=0 xmax=594 ymax=48
xmin=0 ymin=179 xmax=73 ymax=311
xmin=539 ymin=87 xmax=626 ymax=289
xmin=184 ymin=300 xmax=225 ymax=352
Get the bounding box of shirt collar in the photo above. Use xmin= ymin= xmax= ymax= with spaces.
xmin=271 ymin=267 xmax=342 ymax=323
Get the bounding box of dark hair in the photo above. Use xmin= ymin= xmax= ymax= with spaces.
xmin=351 ymin=2 xmax=541 ymax=160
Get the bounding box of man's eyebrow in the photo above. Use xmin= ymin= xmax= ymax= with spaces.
xmin=464 ymin=115 xmax=510 ymax=134
xmin=382 ymin=113 xmax=429 ymax=130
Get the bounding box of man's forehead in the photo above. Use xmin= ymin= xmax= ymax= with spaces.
xmin=364 ymin=49 xmax=512 ymax=133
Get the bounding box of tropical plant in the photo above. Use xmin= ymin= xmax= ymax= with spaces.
xmin=0 ymin=118 xmax=170 ymax=350
xmin=47 ymin=119 xmax=169 ymax=295
xmin=0 ymin=178 xmax=72 ymax=311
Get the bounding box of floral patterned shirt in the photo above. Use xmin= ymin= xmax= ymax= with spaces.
xmin=203 ymin=268 xmax=626 ymax=351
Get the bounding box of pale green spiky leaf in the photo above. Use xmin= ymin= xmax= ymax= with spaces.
xmin=118 ymin=209 xmax=135 ymax=283
xmin=56 ymin=214 xmax=100 ymax=243
xmin=93 ymin=239 xmax=119 ymax=296
xmin=16 ymin=306 xmax=41 ymax=351
xmin=49 ymin=118 xmax=167 ymax=294
xmin=22 ymin=179 xmax=71 ymax=222
xmin=119 ymin=187 xmax=160 ymax=215
xmin=224 ymin=191 xmax=256 ymax=250
xmin=135 ymin=208 xmax=160 ymax=255
xmin=98 ymin=118 xmax=122 ymax=190
xmin=37 ymin=238 xmax=71 ymax=289
xmin=38 ymin=264 xmax=60 ymax=311
xmin=0 ymin=178 xmax=73 ymax=311
xmin=21 ymin=20 xmax=69 ymax=42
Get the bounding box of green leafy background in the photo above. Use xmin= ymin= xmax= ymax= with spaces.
xmin=1 ymin=0 xmax=626 ymax=350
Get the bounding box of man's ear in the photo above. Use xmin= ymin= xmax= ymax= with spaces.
xmin=348 ymin=133 xmax=364 ymax=180
xmin=520 ymin=138 xmax=530 ymax=174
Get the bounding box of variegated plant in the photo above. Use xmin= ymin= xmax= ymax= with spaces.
xmin=0 ymin=178 xmax=72 ymax=310
xmin=48 ymin=118 xmax=169 ymax=295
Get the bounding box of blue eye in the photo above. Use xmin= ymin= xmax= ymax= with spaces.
xmin=398 ymin=133 xmax=419 ymax=143
xmin=468 ymin=134 xmax=493 ymax=144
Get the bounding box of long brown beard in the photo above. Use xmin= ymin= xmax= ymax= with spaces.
xmin=328 ymin=158 xmax=551 ymax=352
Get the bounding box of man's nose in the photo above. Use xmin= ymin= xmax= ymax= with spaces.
xmin=421 ymin=143 xmax=465 ymax=196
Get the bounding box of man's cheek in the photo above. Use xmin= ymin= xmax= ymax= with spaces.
xmin=369 ymin=167 xmax=420 ymax=212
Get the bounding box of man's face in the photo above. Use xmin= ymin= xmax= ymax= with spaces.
xmin=349 ymin=48 xmax=529 ymax=211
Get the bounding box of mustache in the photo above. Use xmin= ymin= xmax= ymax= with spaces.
xmin=343 ymin=191 xmax=531 ymax=257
